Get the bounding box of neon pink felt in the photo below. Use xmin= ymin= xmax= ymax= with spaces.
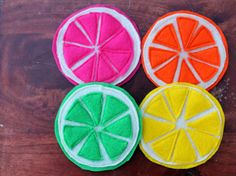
xmin=52 ymin=5 xmax=141 ymax=85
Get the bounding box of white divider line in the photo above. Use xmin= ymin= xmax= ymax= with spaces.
xmin=190 ymin=22 xmax=202 ymax=39
xmin=169 ymin=130 xmax=180 ymax=162
xmin=72 ymin=131 xmax=93 ymax=155
xmin=92 ymin=53 xmax=99 ymax=81
xmin=186 ymin=108 xmax=216 ymax=123
xmin=101 ymin=53 xmax=119 ymax=73
xmin=102 ymin=131 xmax=131 ymax=143
xmin=189 ymin=55 xmax=219 ymax=69
xmin=103 ymin=110 xmax=130 ymax=128
xmin=74 ymin=21 xmax=93 ymax=45
xmin=71 ymin=51 xmax=96 ymax=71
xmin=185 ymin=58 xmax=203 ymax=83
xmin=161 ymin=92 xmax=176 ymax=121
xmin=152 ymin=55 xmax=178 ymax=73
xmin=99 ymin=28 xmax=123 ymax=47
xmin=95 ymin=14 xmax=102 ymax=45
xmin=150 ymin=43 xmax=179 ymax=52
xmin=64 ymin=41 xmax=93 ymax=48
xmin=183 ymin=22 xmax=201 ymax=48
xmin=96 ymin=133 xmax=112 ymax=162
xmin=147 ymin=129 xmax=176 ymax=145
xmin=64 ymin=120 xmax=92 ymax=128
xmin=188 ymin=44 xmax=216 ymax=53
xmin=143 ymin=113 xmax=174 ymax=124
xmin=184 ymin=129 xmax=200 ymax=160
xmin=177 ymin=89 xmax=189 ymax=120
xmin=102 ymin=48 xmax=131 ymax=54
xmin=173 ymin=18 xmax=184 ymax=50
xmin=173 ymin=56 xmax=183 ymax=82
xmin=99 ymin=93 xmax=107 ymax=125
xmin=187 ymin=127 xmax=220 ymax=139
xmin=78 ymin=98 xmax=96 ymax=125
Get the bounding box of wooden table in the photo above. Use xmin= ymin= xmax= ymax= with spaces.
xmin=1 ymin=0 xmax=236 ymax=175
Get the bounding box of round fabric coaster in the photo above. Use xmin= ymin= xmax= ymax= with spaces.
xmin=142 ymin=11 xmax=228 ymax=90
xmin=55 ymin=82 xmax=141 ymax=171
xmin=52 ymin=5 xmax=141 ymax=85
xmin=139 ymin=83 xmax=224 ymax=169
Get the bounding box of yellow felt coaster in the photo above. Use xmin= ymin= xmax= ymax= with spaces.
xmin=139 ymin=83 xmax=224 ymax=169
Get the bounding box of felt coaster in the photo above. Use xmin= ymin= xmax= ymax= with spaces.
xmin=142 ymin=11 xmax=228 ymax=90
xmin=52 ymin=5 xmax=141 ymax=85
xmin=139 ymin=83 xmax=224 ymax=169
xmin=54 ymin=82 xmax=141 ymax=171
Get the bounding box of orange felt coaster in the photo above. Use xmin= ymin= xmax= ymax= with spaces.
xmin=142 ymin=11 xmax=229 ymax=90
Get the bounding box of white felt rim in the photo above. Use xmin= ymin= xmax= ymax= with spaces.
xmin=140 ymin=84 xmax=224 ymax=166
xmin=143 ymin=12 xmax=227 ymax=89
xmin=57 ymin=84 xmax=140 ymax=168
xmin=56 ymin=7 xmax=141 ymax=85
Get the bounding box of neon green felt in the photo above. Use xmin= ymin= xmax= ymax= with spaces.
xmin=99 ymin=132 xmax=128 ymax=160
xmin=81 ymin=92 xmax=103 ymax=125
xmin=78 ymin=133 xmax=102 ymax=161
xmin=54 ymin=82 xmax=142 ymax=172
xmin=64 ymin=126 xmax=91 ymax=148
xmin=65 ymin=100 xmax=94 ymax=125
xmin=104 ymin=114 xmax=132 ymax=138
xmin=101 ymin=95 xmax=129 ymax=124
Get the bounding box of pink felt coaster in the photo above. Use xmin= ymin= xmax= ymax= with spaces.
xmin=52 ymin=5 xmax=141 ymax=85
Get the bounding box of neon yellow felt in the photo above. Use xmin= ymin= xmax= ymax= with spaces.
xmin=139 ymin=83 xmax=225 ymax=169
xmin=187 ymin=111 xmax=221 ymax=136
xmin=172 ymin=129 xmax=196 ymax=164
xmin=142 ymin=117 xmax=175 ymax=143
xmin=145 ymin=94 xmax=175 ymax=122
xmin=151 ymin=130 xmax=178 ymax=161
xmin=184 ymin=90 xmax=213 ymax=120
xmin=187 ymin=129 xmax=219 ymax=157
xmin=164 ymin=87 xmax=189 ymax=118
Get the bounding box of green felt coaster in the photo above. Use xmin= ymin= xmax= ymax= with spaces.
xmin=54 ymin=82 xmax=142 ymax=171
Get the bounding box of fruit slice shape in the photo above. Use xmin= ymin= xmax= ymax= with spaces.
xmin=140 ymin=83 xmax=224 ymax=169
xmin=55 ymin=83 xmax=141 ymax=171
xmin=52 ymin=5 xmax=141 ymax=85
xmin=142 ymin=11 xmax=228 ymax=90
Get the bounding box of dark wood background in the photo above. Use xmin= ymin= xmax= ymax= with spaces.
xmin=0 ymin=0 xmax=236 ymax=175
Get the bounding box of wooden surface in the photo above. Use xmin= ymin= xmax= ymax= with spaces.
xmin=0 ymin=0 xmax=236 ymax=175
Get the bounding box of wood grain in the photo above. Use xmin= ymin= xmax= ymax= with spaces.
xmin=0 ymin=0 xmax=236 ymax=175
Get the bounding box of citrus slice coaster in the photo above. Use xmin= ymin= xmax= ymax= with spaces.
xmin=142 ymin=11 xmax=228 ymax=90
xmin=55 ymin=83 xmax=141 ymax=171
xmin=52 ymin=5 xmax=141 ymax=85
xmin=139 ymin=83 xmax=225 ymax=169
